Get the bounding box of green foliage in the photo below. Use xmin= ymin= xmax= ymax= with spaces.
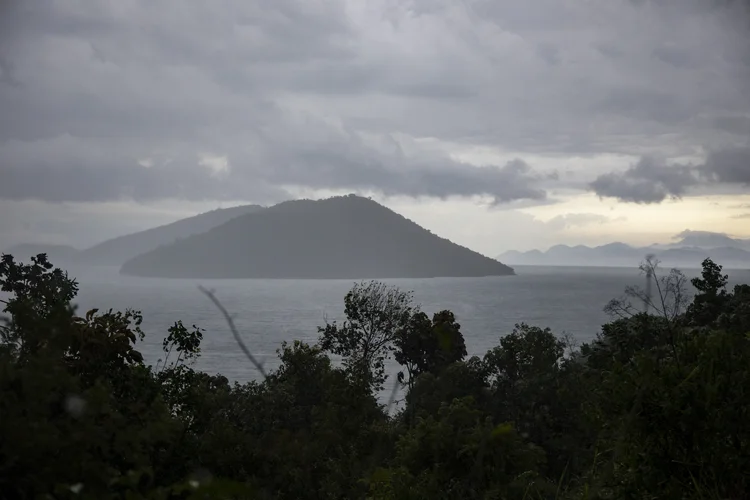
xmin=717 ymin=283 xmax=750 ymax=334
xmin=580 ymin=313 xmax=672 ymax=370
xmin=405 ymin=356 xmax=490 ymax=419
xmin=394 ymin=309 xmax=468 ymax=389
xmin=590 ymin=328 xmax=750 ymax=498
xmin=2 ymin=253 xmax=749 ymax=499
xmin=691 ymin=257 xmax=729 ymax=296
xmin=685 ymin=257 xmax=730 ymax=327
xmin=484 ymin=323 xmax=566 ymax=385
xmin=483 ymin=324 xmax=591 ymax=481
xmin=318 ymin=280 xmax=415 ymax=390
xmin=369 ymin=397 xmax=549 ymax=500
xmin=0 ymin=255 xmax=178 ymax=498
xmin=0 ymin=253 xmax=79 ymax=358
xmin=160 ymin=320 xmax=204 ymax=370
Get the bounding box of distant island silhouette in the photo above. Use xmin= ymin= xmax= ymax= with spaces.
xmin=498 ymin=230 xmax=750 ymax=268
xmin=77 ymin=204 xmax=264 ymax=266
xmin=3 ymin=205 xmax=266 ymax=268
xmin=120 ymin=195 xmax=515 ymax=279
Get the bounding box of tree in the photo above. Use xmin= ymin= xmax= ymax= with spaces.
xmin=604 ymin=256 xmax=689 ymax=326
xmin=0 ymin=253 xmax=79 ymax=360
xmin=0 ymin=254 xmax=183 ymax=498
xmin=404 ymin=356 xmax=490 ymax=420
xmin=482 ymin=324 xmax=584 ymax=479
xmin=1 ymin=253 xmax=147 ymax=387
xmin=159 ymin=320 xmax=204 ymax=371
xmin=4 ymin=251 xmax=750 ymax=499
xmin=202 ymin=340 xmax=389 ymax=500
xmin=589 ymin=327 xmax=750 ymax=498
xmin=691 ymin=257 xmax=729 ymax=296
xmin=716 ymin=283 xmax=750 ymax=335
xmin=484 ymin=323 xmax=566 ymax=387
xmin=394 ymin=309 xmax=467 ymax=390
xmin=318 ymin=281 xmax=416 ymax=390
xmin=367 ymin=397 xmax=548 ymax=499
xmin=581 ymin=313 xmax=672 ymax=370
xmin=603 ymin=256 xmax=690 ymax=365
xmin=685 ymin=257 xmax=729 ymax=327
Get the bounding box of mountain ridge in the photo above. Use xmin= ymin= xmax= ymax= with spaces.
xmin=3 ymin=205 xmax=267 ymax=267
xmin=498 ymin=232 xmax=750 ymax=268
xmin=121 ymin=194 xmax=515 ymax=279
xmin=76 ymin=204 xmax=265 ymax=266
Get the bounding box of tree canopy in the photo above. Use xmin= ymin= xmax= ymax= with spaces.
xmin=1 ymin=252 xmax=749 ymax=499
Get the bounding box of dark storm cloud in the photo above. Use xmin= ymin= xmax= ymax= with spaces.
xmin=0 ymin=155 xmax=547 ymax=205
xmin=700 ymin=147 xmax=750 ymax=185
xmin=385 ymin=82 xmax=477 ymax=100
xmin=0 ymin=123 xmax=550 ymax=204
xmin=250 ymin=124 xmax=550 ymax=203
xmin=596 ymin=87 xmax=694 ymax=125
xmin=590 ymin=145 xmax=750 ymax=203
xmin=0 ymin=56 xmax=21 ymax=88
xmin=0 ymin=0 xmax=748 ymax=207
xmin=268 ymin=152 xmax=547 ymax=203
xmin=5 ymin=1 xmax=354 ymax=66
xmin=652 ymin=44 xmax=698 ymax=69
xmin=590 ymin=157 xmax=699 ymax=204
xmin=535 ymin=43 xmax=561 ymax=66
xmin=0 ymin=159 xmax=288 ymax=204
xmin=713 ymin=116 xmax=750 ymax=136
xmin=594 ymin=42 xmax=625 ymax=60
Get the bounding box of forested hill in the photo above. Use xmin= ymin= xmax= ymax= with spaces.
xmin=78 ymin=204 xmax=264 ymax=266
xmin=120 ymin=194 xmax=514 ymax=279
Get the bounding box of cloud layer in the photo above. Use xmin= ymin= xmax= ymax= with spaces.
xmin=589 ymin=147 xmax=750 ymax=203
xmin=589 ymin=157 xmax=699 ymax=204
xmin=1 ymin=0 xmax=749 ymax=206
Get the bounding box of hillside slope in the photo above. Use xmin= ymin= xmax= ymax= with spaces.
xmin=79 ymin=204 xmax=264 ymax=266
xmin=121 ymin=195 xmax=514 ymax=279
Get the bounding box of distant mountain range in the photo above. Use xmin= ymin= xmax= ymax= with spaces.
xmin=2 ymin=204 xmax=263 ymax=267
xmin=648 ymin=230 xmax=750 ymax=252
xmin=498 ymin=231 xmax=750 ymax=269
xmin=10 ymin=200 xmax=745 ymax=276
xmin=77 ymin=204 xmax=264 ymax=266
xmin=121 ymin=194 xmax=515 ymax=279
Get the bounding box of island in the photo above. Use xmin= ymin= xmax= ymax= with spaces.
xmin=120 ymin=195 xmax=515 ymax=279
xmin=78 ymin=204 xmax=264 ymax=266
xmin=498 ymin=231 xmax=750 ymax=269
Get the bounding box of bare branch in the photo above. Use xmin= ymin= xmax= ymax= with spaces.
xmin=604 ymin=256 xmax=689 ymax=327
xmin=604 ymin=297 xmax=639 ymax=319
xmin=198 ymin=285 xmax=267 ymax=380
xmin=385 ymin=377 xmax=400 ymax=415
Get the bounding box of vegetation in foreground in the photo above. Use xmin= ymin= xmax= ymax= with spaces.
xmin=1 ymin=253 xmax=749 ymax=499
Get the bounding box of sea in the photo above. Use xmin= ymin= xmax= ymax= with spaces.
xmin=3 ymin=262 xmax=748 ymax=401
xmin=42 ymin=264 xmax=746 ymax=390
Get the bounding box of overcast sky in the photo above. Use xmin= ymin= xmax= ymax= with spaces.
xmin=1 ymin=0 xmax=749 ymax=256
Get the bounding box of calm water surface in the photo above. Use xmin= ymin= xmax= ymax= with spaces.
xmin=60 ymin=264 xmax=750 ymax=385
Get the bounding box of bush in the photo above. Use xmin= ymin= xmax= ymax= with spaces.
xmin=1 ymin=253 xmax=748 ymax=499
